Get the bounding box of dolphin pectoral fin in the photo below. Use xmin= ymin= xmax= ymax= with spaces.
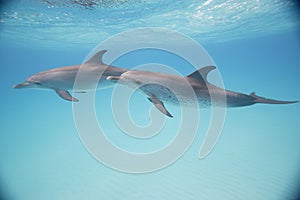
xmin=55 ymin=90 xmax=79 ymax=102
xmin=187 ymin=66 xmax=216 ymax=82
xmin=147 ymin=95 xmax=173 ymax=118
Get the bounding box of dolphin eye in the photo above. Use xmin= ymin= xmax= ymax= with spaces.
xmin=35 ymin=82 xmax=41 ymax=85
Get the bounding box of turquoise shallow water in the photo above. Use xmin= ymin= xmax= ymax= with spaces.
xmin=1 ymin=0 xmax=300 ymax=200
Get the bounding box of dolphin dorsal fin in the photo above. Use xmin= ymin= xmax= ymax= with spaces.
xmin=187 ymin=66 xmax=216 ymax=82
xmin=85 ymin=50 xmax=107 ymax=65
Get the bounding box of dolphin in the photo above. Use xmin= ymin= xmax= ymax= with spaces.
xmin=107 ymin=66 xmax=298 ymax=117
xmin=13 ymin=50 xmax=127 ymax=101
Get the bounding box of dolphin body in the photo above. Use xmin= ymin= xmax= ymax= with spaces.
xmin=107 ymin=66 xmax=298 ymax=117
xmin=13 ymin=50 xmax=127 ymax=101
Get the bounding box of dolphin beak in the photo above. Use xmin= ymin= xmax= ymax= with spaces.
xmin=13 ymin=81 xmax=31 ymax=89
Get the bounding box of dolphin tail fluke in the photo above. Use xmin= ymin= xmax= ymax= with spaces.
xmin=250 ymin=92 xmax=298 ymax=104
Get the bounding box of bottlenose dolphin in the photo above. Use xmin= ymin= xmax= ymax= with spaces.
xmin=107 ymin=66 xmax=298 ymax=117
xmin=13 ymin=50 xmax=127 ymax=101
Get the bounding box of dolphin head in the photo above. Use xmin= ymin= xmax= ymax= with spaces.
xmin=13 ymin=71 xmax=48 ymax=89
xmin=13 ymin=80 xmax=42 ymax=89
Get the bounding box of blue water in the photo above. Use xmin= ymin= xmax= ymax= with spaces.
xmin=1 ymin=0 xmax=300 ymax=200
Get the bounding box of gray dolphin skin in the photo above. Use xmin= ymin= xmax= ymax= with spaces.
xmin=13 ymin=50 xmax=127 ymax=102
xmin=107 ymin=66 xmax=298 ymax=118
xmin=13 ymin=50 xmax=298 ymax=117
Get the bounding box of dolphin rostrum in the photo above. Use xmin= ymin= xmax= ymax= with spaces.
xmin=107 ymin=66 xmax=298 ymax=117
xmin=13 ymin=50 xmax=127 ymax=101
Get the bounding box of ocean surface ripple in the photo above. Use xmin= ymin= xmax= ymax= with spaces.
xmin=1 ymin=0 xmax=299 ymax=47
